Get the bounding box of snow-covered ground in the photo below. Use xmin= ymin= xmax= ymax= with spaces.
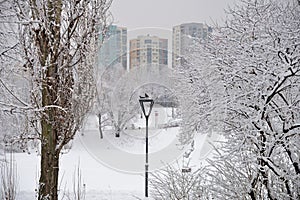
xmin=10 ymin=108 xmax=220 ymax=199
xmin=15 ymin=133 xmax=147 ymax=199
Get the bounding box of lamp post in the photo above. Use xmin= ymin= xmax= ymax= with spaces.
xmin=139 ymin=96 xmax=154 ymax=198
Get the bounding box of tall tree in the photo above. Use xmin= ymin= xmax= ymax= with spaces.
xmin=1 ymin=0 xmax=113 ymax=199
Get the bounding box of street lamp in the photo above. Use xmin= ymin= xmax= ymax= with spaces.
xmin=139 ymin=96 xmax=154 ymax=198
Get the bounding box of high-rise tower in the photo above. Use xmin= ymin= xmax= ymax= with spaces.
xmin=98 ymin=25 xmax=127 ymax=69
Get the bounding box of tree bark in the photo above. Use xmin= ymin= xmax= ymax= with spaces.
xmin=38 ymin=55 xmax=60 ymax=200
xmin=37 ymin=1 xmax=62 ymax=199
xmin=98 ymin=113 xmax=103 ymax=139
xmin=38 ymin=68 xmax=60 ymax=200
xmin=38 ymin=127 xmax=59 ymax=200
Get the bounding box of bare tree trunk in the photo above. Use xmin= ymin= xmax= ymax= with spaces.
xmin=98 ymin=113 xmax=103 ymax=139
xmin=38 ymin=49 xmax=60 ymax=200
xmin=36 ymin=1 xmax=62 ymax=198
xmin=38 ymin=138 xmax=59 ymax=200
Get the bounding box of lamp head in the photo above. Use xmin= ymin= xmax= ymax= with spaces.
xmin=139 ymin=98 xmax=154 ymax=118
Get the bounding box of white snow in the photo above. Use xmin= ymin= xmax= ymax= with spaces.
xmin=11 ymin=110 xmax=218 ymax=199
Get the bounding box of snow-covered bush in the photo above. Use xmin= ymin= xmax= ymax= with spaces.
xmin=149 ymin=164 xmax=205 ymax=200
xmin=0 ymin=153 xmax=18 ymax=200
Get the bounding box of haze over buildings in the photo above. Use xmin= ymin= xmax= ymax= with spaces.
xmin=98 ymin=23 xmax=212 ymax=70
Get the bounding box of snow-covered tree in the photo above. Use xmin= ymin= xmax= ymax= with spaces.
xmin=0 ymin=0 xmax=30 ymax=153
xmin=175 ymin=49 xmax=220 ymax=144
xmin=95 ymin=63 xmax=175 ymax=138
xmin=0 ymin=0 xmax=113 ymax=199
xmin=177 ymin=0 xmax=300 ymax=199
xmin=94 ymin=63 xmax=125 ymax=138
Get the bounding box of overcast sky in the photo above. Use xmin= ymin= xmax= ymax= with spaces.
xmin=110 ymin=0 xmax=237 ymax=30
